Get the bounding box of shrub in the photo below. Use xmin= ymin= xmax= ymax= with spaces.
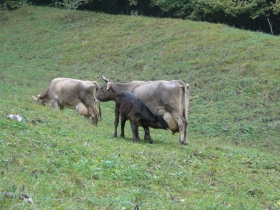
xmin=54 ymin=0 xmax=84 ymax=10
xmin=0 ymin=0 xmax=28 ymax=10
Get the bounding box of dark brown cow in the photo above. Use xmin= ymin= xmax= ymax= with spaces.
xmin=35 ymin=78 xmax=101 ymax=126
xmin=96 ymin=75 xmax=190 ymax=144
xmin=114 ymin=90 xmax=169 ymax=144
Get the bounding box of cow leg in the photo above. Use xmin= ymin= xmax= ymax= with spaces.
xmin=89 ymin=103 xmax=99 ymax=126
xmin=50 ymin=99 xmax=59 ymax=109
xmin=83 ymin=99 xmax=99 ymax=126
xmin=143 ymin=128 xmax=149 ymax=140
xmin=114 ymin=105 xmax=120 ymax=138
xmin=143 ymin=127 xmax=153 ymax=144
xmin=120 ymin=117 xmax=127 ymax=138
xmin=86 ymin=106 xmax=99 ymax=127
xmin=136 ymin=127 xmax=140 ymax=139
xmin=184 ymin=117 xmax=189 ymax=145
xmin=130 ymin=121 xmax=138 ymax=143
xmin=172 ymin=112 xmax=188 ymax=145
xmin=59 ymin=104 xmax=65 ymax=110
xmin=114 ymin=117 xmax=119 ymax=138
xmin=91 ymin=114 xmax=98 ymax=126
xmin=76 ymin=102 xmax=98 ymax=126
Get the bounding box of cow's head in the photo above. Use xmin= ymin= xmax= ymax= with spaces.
xmin=96 ymin=74 xmax=117 ymax=101
xmin=32 ymin=94 xmax=49 ymax=105
xmin=157 ymin=116 xmax=169 ymax=130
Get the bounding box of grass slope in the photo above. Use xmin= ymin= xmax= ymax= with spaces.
xmin=0 ymin=6 xmax=279 ymax=209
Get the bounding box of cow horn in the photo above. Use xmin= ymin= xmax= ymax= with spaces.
xmin=101 ymin=73 xmax=110 ymax=82
xmin=32 ymin=95 xmax=38 ymax=101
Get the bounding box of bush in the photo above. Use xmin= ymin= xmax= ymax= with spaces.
xmin=271 ymin=0 xmax=280 ymax=15
xmin=0 ymin=0 xmax=28 ymax=10
xmin=54 ymin=0 xmax=84 ymax=10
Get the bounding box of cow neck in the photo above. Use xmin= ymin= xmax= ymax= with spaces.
xmin=113 ymin=82 xmax=131 ymax=92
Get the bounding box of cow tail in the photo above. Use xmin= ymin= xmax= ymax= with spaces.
xmin=184 ymin=83 xmax=190 ymax=123
xmin=98 ymin=102 xmax=102 ymax=121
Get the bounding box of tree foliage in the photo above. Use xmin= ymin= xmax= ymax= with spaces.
xmin=0 ymin=0 xmax=279 ymax=35
xmin=149 ymin=0 xmax=280 ymax=35
xmin=187 ymin=0 xmax=270 ymax=20
xmin=149 ymin=0 xmax=277 ymax=19
xmin=0 ymin=0 xmax=28 ymax=10
xmin=271 ymin=0 xmax=280 ymax=14
xmin=54 ymin=0 xmax=84 ymax=10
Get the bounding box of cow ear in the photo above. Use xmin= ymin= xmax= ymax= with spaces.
xmin=106 ymin=82 xmax=111 ymax=90
xmin=92 ymin=81 xmax=100 ymax=88
xmin=177 ymin=82 xmax=183 ymax=88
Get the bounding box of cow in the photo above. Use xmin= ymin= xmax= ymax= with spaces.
xmin=34 ymin=78 xmax=101 ymax=126
xmin=96 ymin=74 xmax=190 ymax=144
xmin=114 ymin=90 xmax=169 ymax=144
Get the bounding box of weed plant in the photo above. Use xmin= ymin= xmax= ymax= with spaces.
xmin=0 ymin=6 xmax=279 ymax=209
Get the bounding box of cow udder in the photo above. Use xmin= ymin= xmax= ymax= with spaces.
xmin=156 ymin=109 xmax=179 ymax=134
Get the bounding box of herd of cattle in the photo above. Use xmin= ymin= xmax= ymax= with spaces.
xmin=34 ymin=75 xmax=190 ymax=145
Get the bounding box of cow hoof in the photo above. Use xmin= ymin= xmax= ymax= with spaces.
xmin=92 ymin=120 xmax=98 ymax=127
xmin=147 ymin=138 xmax=154 ymax=144
xmin=179 ymin=141 xmax=188 ymax=145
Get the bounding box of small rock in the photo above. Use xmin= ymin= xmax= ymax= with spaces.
xmin=8 ymin=114 xmax=25 ymax=122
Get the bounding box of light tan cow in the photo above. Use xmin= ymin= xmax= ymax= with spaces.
xmin=35 ymin=78 xmax=101 ymax=126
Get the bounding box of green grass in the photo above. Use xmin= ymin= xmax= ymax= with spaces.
xmin=0 ymin=6 xmax=280 ymax=209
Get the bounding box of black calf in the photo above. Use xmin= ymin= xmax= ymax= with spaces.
xmin=114 ymin=91 xmax=169 ymax=144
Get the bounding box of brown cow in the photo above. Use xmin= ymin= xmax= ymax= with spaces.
xmin=96 ymin=75 xmax=190 ymax=144
xmin=35 ymin=78 xmax=101 ymax=126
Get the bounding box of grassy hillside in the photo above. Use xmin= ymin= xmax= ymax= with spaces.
xmin=0 ymin=6 xmax=279 ymax=209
